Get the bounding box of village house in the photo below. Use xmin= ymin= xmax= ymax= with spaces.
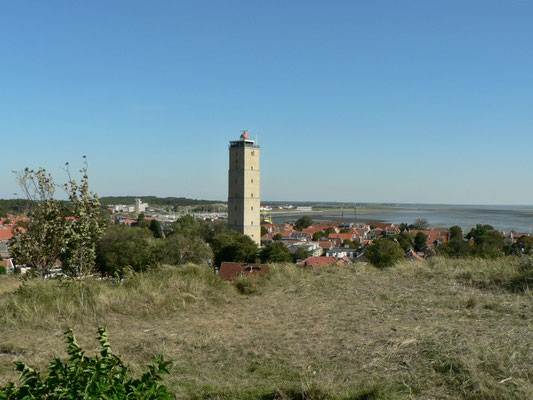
xmin=218 ymin=262 xmax=269 ymax=281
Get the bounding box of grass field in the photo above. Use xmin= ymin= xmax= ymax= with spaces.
xmin=0 ymin=258 xmax=532 ymax=399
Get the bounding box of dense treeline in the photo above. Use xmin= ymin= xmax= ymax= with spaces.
xmin=99 ymin=196 xmax=223 ymax=207
xmin=0 ymin=199 xmax=33 ymax=217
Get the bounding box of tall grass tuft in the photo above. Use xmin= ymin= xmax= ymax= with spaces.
xmin=0 ymin=264 xmax=236 ymax=329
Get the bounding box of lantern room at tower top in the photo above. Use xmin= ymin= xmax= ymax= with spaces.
xmin=229 ymin=130 xmax=260 ymax=149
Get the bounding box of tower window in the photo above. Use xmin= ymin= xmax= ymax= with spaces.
xmin=251 ymin=179 xmax=253 ymax=183
xmin=251 ymin=206 xmax=253 ymax=210
xmin=251 ymin=166 xmax=253 ymax=170
xmin=251 ymin=221 xmax=253 ymax=225
xmin=251 ymin=151 xmax=255 ymax=156
xmin=251 ymin=193 xmax=253 ymax=197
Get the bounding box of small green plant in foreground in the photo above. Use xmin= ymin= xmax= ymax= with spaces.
xmin=0 ymin=328 xmax=173 ymax=399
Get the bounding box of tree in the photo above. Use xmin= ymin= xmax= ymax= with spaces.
xmin=259 ymin=242 xmax=292 ymax=263
xmin=171 ymin=214 xmax=199 ymax=236
xmin=60 ymin=159 xmax=107 ymax=277
xmin=9 ymin=168 xmax=71 ymax=278
xmin=211 ymin=231 xmax=258 ymax=267
xmin=312 ymin=231 xmax=326 ymax=241
xmin=449 ymin=225 xmax=463 ymax=241
xmin=273 ymin=233 xmax=282 ymax=241
xmin=439 ymin=239 xmax=472 ymax=258
xmin=465 ymin=225 xmax=503 ymax=258
xmin=136 ymin=212 xmax=150 ymax=229
xmin=394 ymin=232 xmax=413 ymax=251
xmin=292 ymin=247 xmax=310 ymax=262
xmin=365 ymin=239 xmax=405 ymax=269
xmin=294 ymin=216 xmax=312 ymax=230
xmin=149 ymin=219 xmax=164 ymax=238
xmin=342 ymin=239 xmax=360 ymax=249
xmin=197 ymin=219 xmax=228 ymax=244
xmin=414 ymin=232 xmax=429 ymax=252
xmin=398 ymin=223 xmax=409 ymax=232
xmin=324 ymin=227 xmax=336 ymax=236
xmin=518 ymin=236 xmax=533 ymax=254
xmin=339 ymin=227 xmax=350 ymax=233
xmin=466 ymin=224 xmax=494 ymax=244
xmin=96 ymin=225 xmax=157 ymax=277
xmin=473 ymin=230 xmax=504 ymax=259
xmin=260 ymin=225 xmax=268 ymax=236
xmin=411 ymin=218 xmax=429 ymax=230
xmin=0 ymin=204 xmax=7 ymax=218
xmin=158 ymin=234 xmax=213 ymax=266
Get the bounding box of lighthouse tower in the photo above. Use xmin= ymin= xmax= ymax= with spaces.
xmin=228 ymin=131 xmax=261 ymax=246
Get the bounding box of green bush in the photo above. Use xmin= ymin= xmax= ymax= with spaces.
xmin=0 ymin=266 xmax=5 ymax=275
xmin=365 ymin=239 xmax=405 ymax=269
xmin=0 ymin=328 xmax=173 ymax=399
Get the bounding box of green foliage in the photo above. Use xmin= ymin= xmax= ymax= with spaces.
xmin=323 ymin=227 xmax=336 ymax=236
xmin=414 ymin=231 xmax=429 ymax=252
xmin=158 ymin=234 xmax=213 ymax=266
xmin=61 ymin=159 xmax=107 ymax=277
xmin=0 ymin=328 xmax=172 ymax=399
xmin=292 ymin=247 xmax=310 ymax=262
xmin=465 ymin=225 xmax=504 ymax=259
xmin=259 ymin=242 xmax=292 ymax=263
xmin=466 ymin=224 xmax=494 ymax=244
xmin=506 ymin=235 xmax=533 ymax=256
xmin=260 ymin=225 xmax=268 ymax=236
xmin=211 ymin=231 xmax=258 ymax=267
xmin=149 ymin=219 xmax=163 ymax=238
xmin=398 ymin=223 xmax=409 ymax=232
xmin=0 ymin=199 xmax=32 ymax=216
xmin=342 ymin=239 xmax=360 ymax=249
xmin=365 ymin=239 xmax=405 ymax=269
xmin=449 ymin=225 xmax=463 ymax=241
xmin=312 ymin=231 xmax=326 ymax=241
xmin=9 ymin=160 xmax=105 ymax=278
xmin=170 ymin=215 xmax=199 ymax=237
xmin=438 ymin=239 xmax=472 ymax=258
xmin=272 ymin=233 xmax=282 ymax=241
xmin=394 ymin=231 xmax=413 ymax=251
xmin=196 ymin=219 xmax=228 ymax=244
xmin=9 ymin=168 xmax=72 ymax=278
xmin=294 ymin=216 xmax=312 ymax=230
xmin=96 ymin=225 xmax=157 ymax=277
xmin=136 ymin=213 xmax=150 ymax=229
xmin=0 ymin=266 xmax=5 ymax=275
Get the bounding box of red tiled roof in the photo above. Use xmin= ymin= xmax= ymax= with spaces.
xmin=218 ymin=262 xmax=270 ymax=281
xmin=409 ymin=230 xmax=449 ymax=244
xmin=328 ymin=233 xmax=356 ymax=241
xmin=299 ymin=256 xmax=338 ymax=269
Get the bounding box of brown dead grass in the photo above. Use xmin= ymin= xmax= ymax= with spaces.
xmin=0 ymin=259 xmax=532 ymax=399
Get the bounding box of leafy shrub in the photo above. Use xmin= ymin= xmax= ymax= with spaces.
xmin=365 ymin=239 xmax=405 ymax=269
xmin=0 ymin=266 xmax=5 ymax=275
xmin=0 ymin=328 xmax=173 ymax=399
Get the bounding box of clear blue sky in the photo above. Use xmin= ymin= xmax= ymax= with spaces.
xmin=1 ymin=0 xmax=532 ymax=204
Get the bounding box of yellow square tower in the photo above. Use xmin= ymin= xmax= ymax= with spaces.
xmin=228 ymin=131 xmax=261 ymax=246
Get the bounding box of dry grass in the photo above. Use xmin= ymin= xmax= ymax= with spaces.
xmin=0 ymin=258 xmax=532 ymax=399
